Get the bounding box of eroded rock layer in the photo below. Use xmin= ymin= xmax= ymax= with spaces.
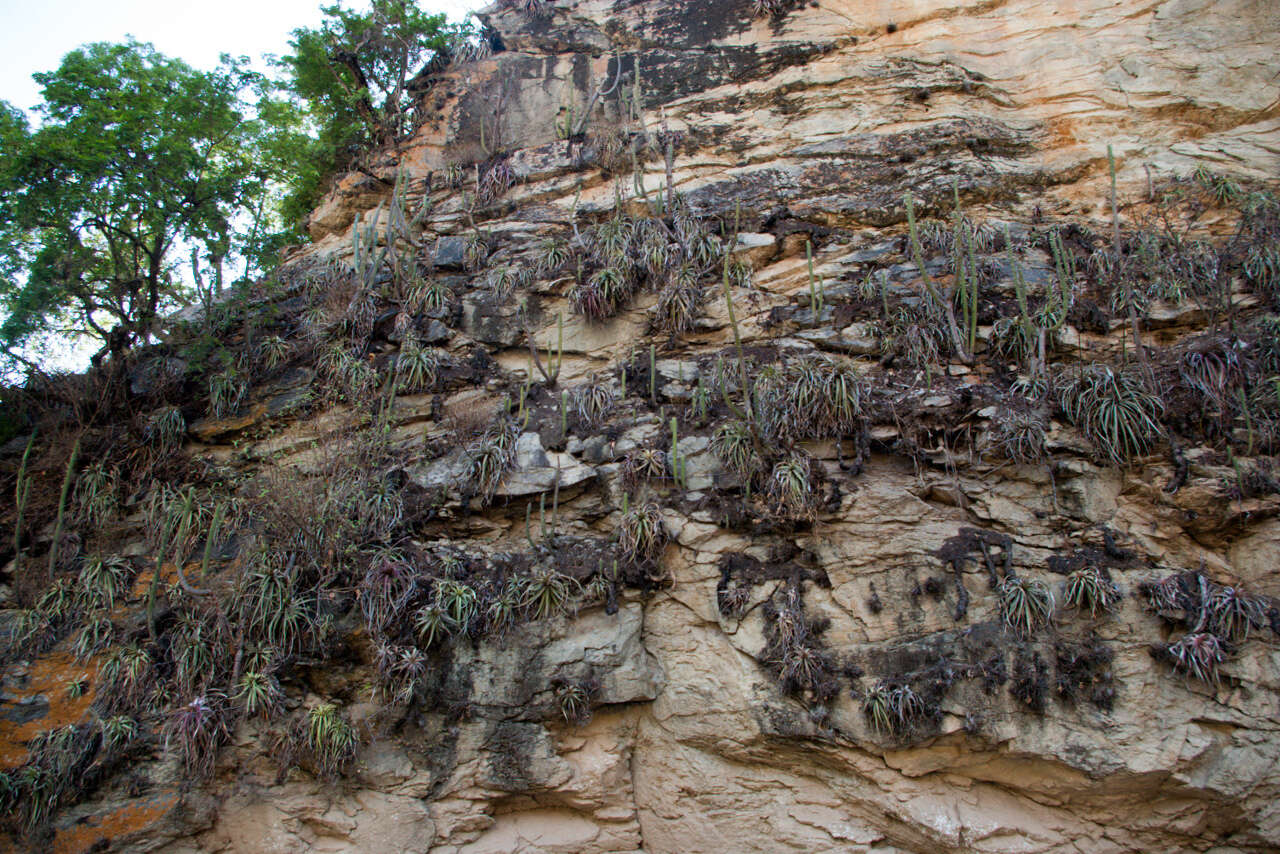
xmin=4 ymin=0 xmax=1280 ymax=852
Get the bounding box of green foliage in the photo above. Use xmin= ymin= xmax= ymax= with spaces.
xmin=1063 ymin=566 xmax=1121 ymax=617
xmin=768 ymin=450 xmax=819 ymax=520
xmin=277 ymin=2 xmax=468 ymax=226
xmin=144 ymin=406 xmax=187 ymax=453
xmin=77 ymin=555 xmax=132 ymax=612
xmin=74 ymin=461 xmax=117 ymax=527
xmin=521 ymin=565 xmax=578 ymax=620
xmin=998 ymin=576 xmax=1054 ymax=637
xmin=0 ymin=41 xmax=288 ymax=367
xmin=1057 ymin=363 xmax=1164 ymax=465
xmin=863 ymin=682 xmax=925 ymax=736
xmin=618 ymin=498 xmax=668 ymax=565
xmin=306 ymin=702 xmax=358 ymax=777
xmin=712 ymin=420 xmax=760 ymax=483
xmin=395 ymin=340 xmax=443 ymax=393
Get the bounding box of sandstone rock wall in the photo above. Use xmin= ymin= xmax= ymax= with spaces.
xmin=4 ymin=0 xmax=1280 ymax=852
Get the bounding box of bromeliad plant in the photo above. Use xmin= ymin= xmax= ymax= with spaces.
xmin=768 ymin=451 xmax=820 ymax=521
xmin=144 ymin=406 xmax=187 ymax=453
xmin=77 ymin=555 xmax=132 ymax=612
xmin=617 ymin=496 xmax=668 ymax=566
xmin=998 ymin=575 xmax=1055 ymax=637
xmin=164 ymin=693 xmax=230 ymax=779
xmin=394 ymin=340 xmax=444 ymax=394
xmin=862 ymin=681 xmax=927 ymax=737
xmin=1063 ymin=566 xmax=1121 ymax=617
xmin=521 ymin=564 xmax=578 ymax=621
xmin=1057 ymin=363 xmax=1164 ymax=465
xmin=306 ymin=702 xmax=358 ymax=778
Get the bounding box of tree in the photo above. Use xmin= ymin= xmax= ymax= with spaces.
xmin=278 ymin=1 xmax=469 ymax=227
xmin=0 ymin=41 xmax=278 ymax=369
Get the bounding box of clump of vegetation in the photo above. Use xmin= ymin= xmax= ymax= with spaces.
xmin=762 ymin=585 xmax=839 ymax=706
xmin=998 ymin=575 xmax=1054 ymax=636
xmin=1057 ymin=363 xmax=1164 ymax=465
xmin=1054 ymin=638 xmax=1115 ymax=710
xmin=1142 ymin=570 xmax=1272 ymax=686
xmin=1063 ymin=565 xmax=1121 ymax=617
xmin=862 ymin=681 xmax=926 ymax=736
xmin=617 ymin=497 xmax=668 ymax=567
xmin=164 ymin=694 xmax=231 ymax=779
xmin=552 ymin=674 xmax=600 ymax=726
xmin=305 ymin=702 xmax=358 ymax=778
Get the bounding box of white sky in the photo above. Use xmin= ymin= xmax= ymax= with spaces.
xmin=0 ymin=0 xmax=481 ymax=114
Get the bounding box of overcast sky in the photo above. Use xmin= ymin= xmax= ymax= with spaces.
xmin=0 ymin=0 xmax=481 ymax=114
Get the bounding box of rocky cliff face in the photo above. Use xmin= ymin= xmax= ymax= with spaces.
xmin=4 ymin=0 xmax=1280 ymax=852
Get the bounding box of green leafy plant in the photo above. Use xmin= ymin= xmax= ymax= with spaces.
xmin=999 ymin=575 xmax=1054 ymax=636
xmin=1063 ymin=566 xmax=1121 ymax=617
xmin=768 ymin=451 xmax=819 ymax=520
xmin=145 ymin=406 xmax=187 ymax=452
xmin=712 ymin=420 xmax=761 ymax=484
xmin=48 ymin=436 xmax=81 ymax=579
xmin=1057 ymin=363 xmax=1164 ymax=465
xmin=521 ymin=565 xmax=577 ymax=621
xmin=863 ymin=682 xmax=926 ymax=736
xmin=436 ymin=579 xmax=479 ymax=634
xmin=209 ymin=367 xmax=247 ymax=417
xmin=98 ymin=644 xmax=154 ymax=713
xmin=78 ymin=555 xmax=132 ymax=612
xmin=306 ymin=702 xmax=358 ymax=777
xmin=74 ymin=461 xmax=118 ymax=526
xmin=414 ymin=601 xmax=451 ymax=648
xmin=618 ymin=497 xmax=668 ymax=565
xmin=73 ymin=617 xmax=113 ymax=662
xmin=235 ymin=669 xmax=282 ymax=718
xmin=100 ymin=715 xmax=137 ymax=752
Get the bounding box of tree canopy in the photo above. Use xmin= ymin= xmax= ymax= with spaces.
xmin=0 ymin=4 xmax=475 ymax=377
xmin=276 ymin=0 xmax=468 ymax=229
xmin=0 ymin=41 xmax=301 ymax=367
